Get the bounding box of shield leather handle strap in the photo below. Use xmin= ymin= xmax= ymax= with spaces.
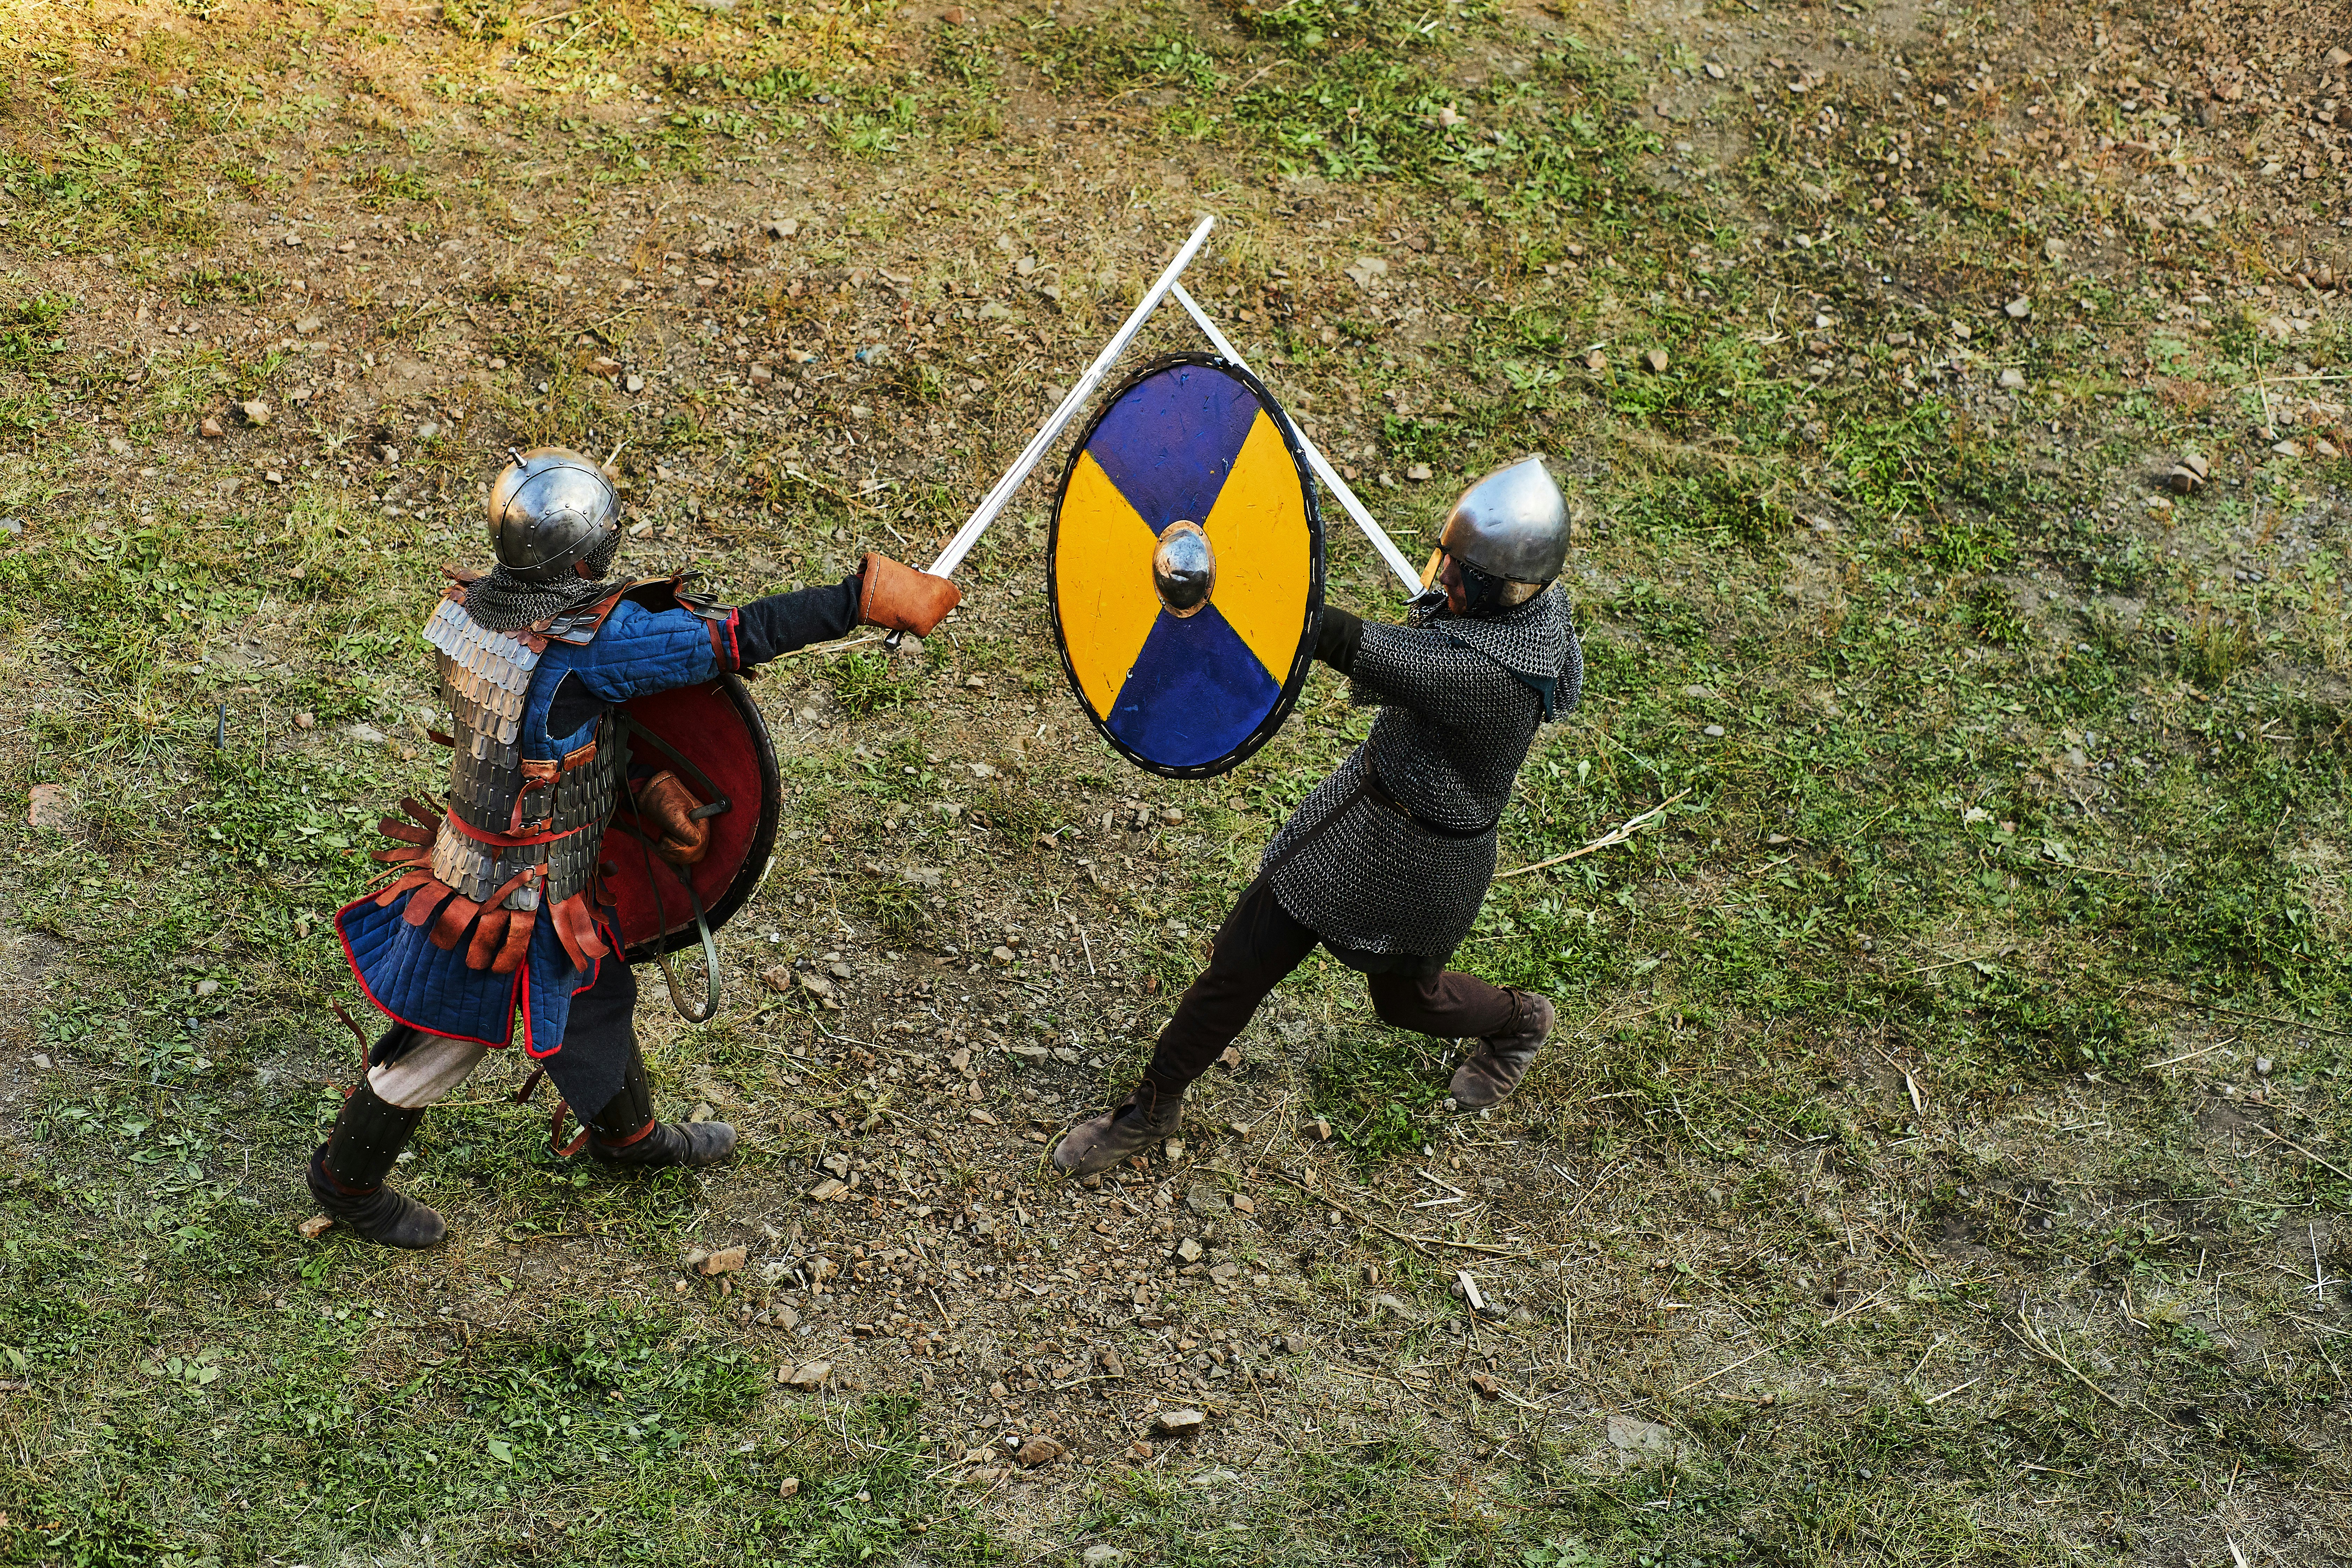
xmin=619 ymin=713 xmax=732 ymax=821
xmin=616 ymin=821 xmax=722 ymax=1024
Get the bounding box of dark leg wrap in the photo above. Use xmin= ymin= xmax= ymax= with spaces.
xmin=587 ymin=1049 xmax=657 ymax=1144
xmin=318 ymin=1080 xmax=425 ymax=1191
xmin=306 ymin=1082 xmax=447 ymax=1249
xmin=586 ymin=1046 xmax=735 ymax=1169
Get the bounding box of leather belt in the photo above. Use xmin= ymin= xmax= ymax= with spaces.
xmin=1263 ymin=764 xmax=1497 ymax=883
xmin=1360 ymin=766 xmax=1500 ymax=840
xmin=440 ymin=809 xmax=591 ymax=849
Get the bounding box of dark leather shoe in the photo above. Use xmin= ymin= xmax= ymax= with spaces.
xmin=1052 ymin=1083 xmax=1182 ymax=1177
xmin=1449 ymin=992 xmax=1554 ymax=1110
xmin=590 ymin=1119 xmax=737 ymax=1168
xmin=306 ymin=1153 xmax=447 ymax=1249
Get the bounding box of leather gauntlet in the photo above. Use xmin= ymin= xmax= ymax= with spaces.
xmin=634 ymin=771 xmax=710 ymax=866
xmin=857 ymin=552 xmax=961 ymax=637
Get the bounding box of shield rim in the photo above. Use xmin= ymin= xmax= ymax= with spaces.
xmin=617 ymin=671 xmax=782 ymax=963
xmin=1045 ymin=352 xmax=1325 ymax=780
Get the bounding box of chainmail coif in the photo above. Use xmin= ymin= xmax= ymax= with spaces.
xmin=1264 ymin=586 xmax=1581 ymax=965
xmin=456 ymin=526 xmax=625 ymax=632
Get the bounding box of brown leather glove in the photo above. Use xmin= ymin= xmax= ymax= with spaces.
xmin=634 ymin=771 xmax=710 ymax=866
xmin=858 ymin=552 xmax=961 ymax=637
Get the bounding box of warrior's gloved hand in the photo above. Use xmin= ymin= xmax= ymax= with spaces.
xmin=634 ymin=771 xmax=711 ymax=866
xmin=857 ymin=552 xmax=961 ymax=637
xmin=1314 ymin=606 xmax=1364 ymax=675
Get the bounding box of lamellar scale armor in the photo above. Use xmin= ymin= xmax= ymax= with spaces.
xmin=423 ymin=597 xmax=621 ymax=914
xmin=366 ymin=590 xmax=626 ymax=979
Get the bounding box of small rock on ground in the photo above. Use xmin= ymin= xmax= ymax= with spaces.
xmin=27 ymin=783 xmax=70 ymax=831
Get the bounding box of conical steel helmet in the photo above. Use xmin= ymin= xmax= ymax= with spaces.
xmin=1436 ymin=456 xmax=1568 ymax=584
xmin=486 ymin=447 xmax=620 ymax=583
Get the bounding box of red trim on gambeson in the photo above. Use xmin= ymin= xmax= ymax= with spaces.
xmin=704 ymin=607 xmax=743 ymax=672
xmin=519 ymin=960 xmax=551 ymax=1057
xmin=521 ymin=911 xmax=617 ymax=1059
xmin=333 ymin=895 xmax=520 ymax=1051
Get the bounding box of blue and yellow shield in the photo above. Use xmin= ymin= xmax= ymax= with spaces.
xmin=1048 ymin=357 xmax=1324 ymax=778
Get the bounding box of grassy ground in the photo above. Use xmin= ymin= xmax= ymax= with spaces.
xmin=1 ymin=0 xmax=2350 ymax=1562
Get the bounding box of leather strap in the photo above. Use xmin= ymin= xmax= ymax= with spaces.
xmin=547 ymin=892 xmax=609 ymax=972
xmin=427 ymin=889 xmax=482 ymax=952
xmin=401 ymin=880 xmax=458 ymax=929
xmin=549 ymin=1107 xmax=591 ymax=1158
xmin=513 ymin=1068 xmax=591 ymax=1157
xmin=461 ymin=866 xmax=544 ymax=971
xmin=1361 ymin=767 xmax=1502 ymax=840
xmin=331 ymin=1004 xmax=372 ymax=1067
xmin=600 ymin=1115 xmax=659 ymax=1149
xmin=502 ymin=738 xmax=603 ymax=835
xmin=440 ymin=809 xmax=587 ymax=849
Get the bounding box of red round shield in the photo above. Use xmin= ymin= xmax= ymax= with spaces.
xmin=607 ymin=674 xmax=780 ymax=964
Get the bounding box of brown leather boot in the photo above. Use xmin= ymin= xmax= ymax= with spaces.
xmin=590 ymin=1119 xmax=737 ymax=1168
xmin=1051 ymin=1081 xmax=1183 ymax=1177
xmin=1449 ymin=991 xmax=1554 ymax=1110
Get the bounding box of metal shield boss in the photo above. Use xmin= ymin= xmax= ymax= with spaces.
xmin=605 ymin=673 xmax=781 ymax=961
xmin=1048 ymin=355 xmax=1324 ymax=778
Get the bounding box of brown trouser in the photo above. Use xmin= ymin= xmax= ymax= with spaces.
xmin=1143 ymin=876 xmax=1518 ymax=1094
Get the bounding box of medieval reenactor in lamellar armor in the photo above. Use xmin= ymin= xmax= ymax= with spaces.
xmin=315 ymin=448 xmax=960 ymax=1247
xmin=1053 ymin=457 xmax=1585 ymax=1176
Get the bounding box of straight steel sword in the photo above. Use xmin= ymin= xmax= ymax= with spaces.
xmin=881 ymin=215 xmax=1218 ymax=649
xmin=1167 ymin=281 xmax=1422 ymax=596
xmin=927 ymin=215 xmax=1218 ymax=582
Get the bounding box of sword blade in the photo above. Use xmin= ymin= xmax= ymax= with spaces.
xmin=924 ymin=214 xmax=1219 ymax=583
xmin=1169 ymin=282 xmax=1423 ymax=596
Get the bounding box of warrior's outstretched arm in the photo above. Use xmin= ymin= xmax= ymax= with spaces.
xmin=544 ymin=556 xmax=957 ymax=729
xmin=735 ymin=574 xmax=862 ymax=667
xmin=737 ymin=552 xmax=957 ymax=660
xmin=1310 ymin=609 xmax=1533 ymax=728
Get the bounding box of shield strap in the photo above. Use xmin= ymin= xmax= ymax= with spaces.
xmin=617 ymin=714 xmax=732 ymax=822
xmin=615 ymin=820 xmax=722 ymax=1024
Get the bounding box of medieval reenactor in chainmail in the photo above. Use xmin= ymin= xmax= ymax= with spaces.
xmin=1053 ymin=457 xmax=1584 ymax=1176
xmin=314 ymin=448 xmax=959 ymax=1247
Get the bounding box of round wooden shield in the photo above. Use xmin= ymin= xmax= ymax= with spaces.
xmin=1048 ymin=355 xmax=1324 ymax=778
xmin=608 ymin=674 xmax=780 ymax=962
